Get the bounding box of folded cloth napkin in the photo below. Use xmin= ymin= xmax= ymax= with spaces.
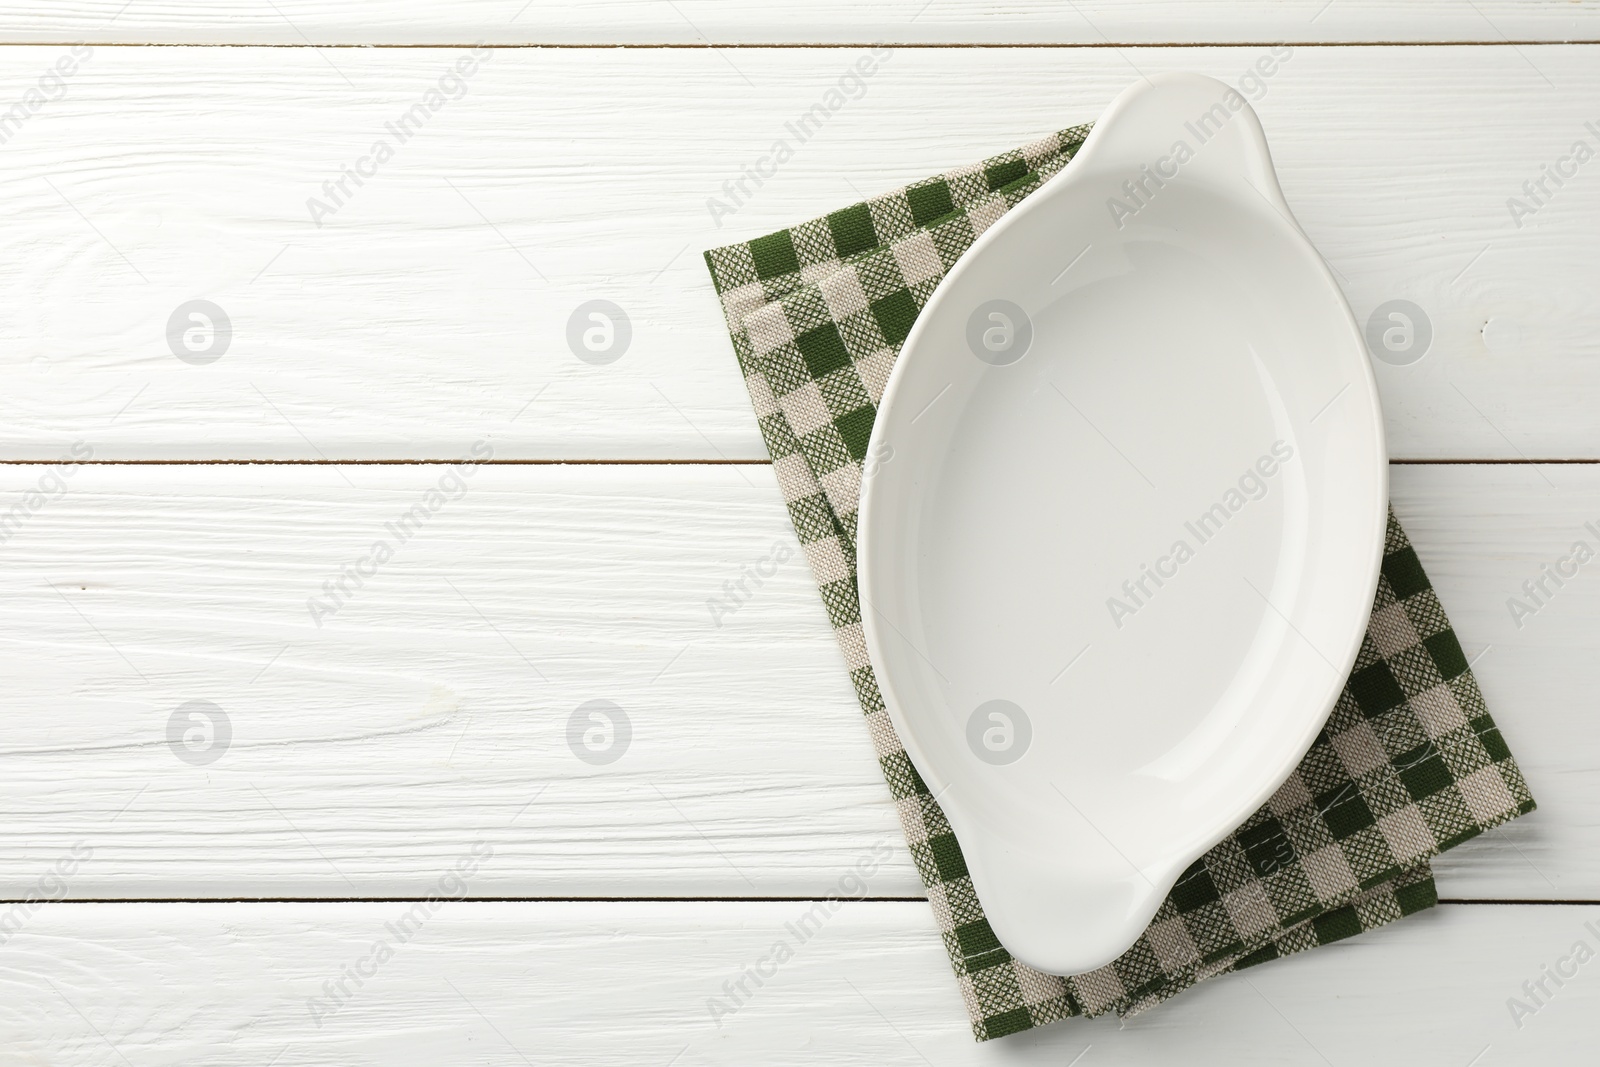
xmin=703 ymin=124 xmax=1536 ymax=1041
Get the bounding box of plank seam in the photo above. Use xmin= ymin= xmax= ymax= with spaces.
xmin=0 ymin=459 xmax=1592 ymax=467
xmin=1 ymin=41 xmax=1595 ymax=49
xmin=9 ymin=897 xmax=1591 ymax=905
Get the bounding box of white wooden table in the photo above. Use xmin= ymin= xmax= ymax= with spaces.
xmin=1 ymin=4 xmax=1597 ymax=1063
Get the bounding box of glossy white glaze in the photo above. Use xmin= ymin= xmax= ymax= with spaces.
xmin=859 ymin=74 xmax=1388 ymax=974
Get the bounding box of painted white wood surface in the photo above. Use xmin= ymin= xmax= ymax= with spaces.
xmin=0 ymin=23 xmax=1592 ymax=1062
xmin=0 ymin=1 xmax=1594 ymax=45
xmin=0 ymin=461 xmax=1583 ymax=900
xmin=1 ymin=901 xmax=1592 ymax=1065
xmin=0 ymin=46 xmax=1596 ymax=460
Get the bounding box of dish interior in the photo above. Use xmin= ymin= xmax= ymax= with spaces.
xmin=858 ymin=74 xmax=1386 ymax=974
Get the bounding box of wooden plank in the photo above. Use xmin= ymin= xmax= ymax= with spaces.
xmin=0 ymin=1 xmax=1593 ymax=45
xmin=0 ymin=462 xmax=1587 ymax=899
xmin=1392 ymin=464 xmax=1592 ymax=900
xmin=2 ymin=901 xmax=1594 ymax=1064
xmin=0 ymin=46 xmax=1596 ymax=459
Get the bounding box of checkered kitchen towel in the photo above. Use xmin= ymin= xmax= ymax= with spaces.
xmin=703 ymin=124 xmax=1536 ymax=1041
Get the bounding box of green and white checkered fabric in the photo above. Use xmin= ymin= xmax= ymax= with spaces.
xmin=703 ymin=126 xmax=1536 ymax=1042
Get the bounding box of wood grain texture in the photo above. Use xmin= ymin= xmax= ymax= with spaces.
xmin=0 ymin=901 xmax=1593 ymax=1064
xmin=0 ymin=17 xmax=1590 ymax=1064
xmin=0 ymin=1 xmax=1594 ymax=45
xmin=0 ymin=461 xmax=1586 ymax=900
xmin=0 ymin=46 xmax=1596 ymax=459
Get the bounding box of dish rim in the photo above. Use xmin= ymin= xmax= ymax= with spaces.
xmin=855 ymin=71 xmax=1390 ymax=974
